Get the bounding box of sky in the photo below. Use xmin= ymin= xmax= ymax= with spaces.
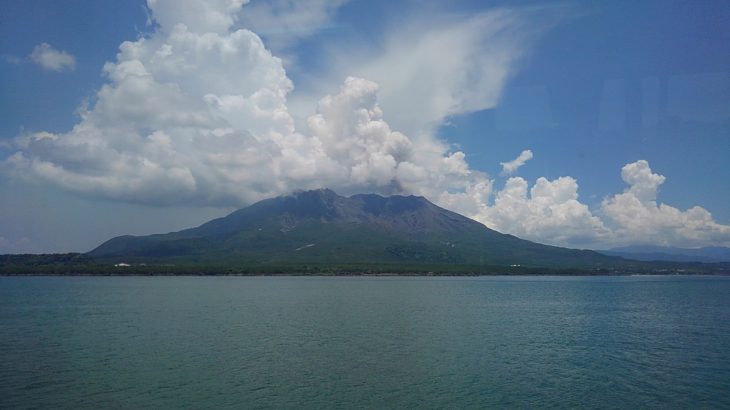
xmin=0 ymin=0 xmax=729 ymax=253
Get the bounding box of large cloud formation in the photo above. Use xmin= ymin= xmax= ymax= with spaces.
xmin=5 ymin=0 xmax=488 ymax=207
xmin=3 ymin=0 xmax=729 ymax=249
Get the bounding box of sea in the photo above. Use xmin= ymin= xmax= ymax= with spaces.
xmin=1 ymin=275 xmax=729 ymax=409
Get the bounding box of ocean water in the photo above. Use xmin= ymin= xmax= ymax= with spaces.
xmin=1 ymin=275 xmax=729 ymax=409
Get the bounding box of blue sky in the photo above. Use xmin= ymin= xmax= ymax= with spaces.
xmin=1 ymin=0 xmax=728 ymax=253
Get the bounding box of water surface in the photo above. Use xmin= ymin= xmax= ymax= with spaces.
xmin=1 ymin=275 xmax=729 ymax=408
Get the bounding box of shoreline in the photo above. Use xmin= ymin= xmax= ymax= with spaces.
xmin=2 ymin=272 xmax=729 ymax=277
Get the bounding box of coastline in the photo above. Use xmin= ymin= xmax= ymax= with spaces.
xmin=3 ymin=271 xmax=729 ymax=277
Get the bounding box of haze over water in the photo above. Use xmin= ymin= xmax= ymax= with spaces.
xmin=2 ymin=275 xmax=729 ymax=408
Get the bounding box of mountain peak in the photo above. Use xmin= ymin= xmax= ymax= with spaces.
xmin=290 ymin=188 xmax=338 ymax=199
xmin=282 ymin=189 xmax=432 ymax=220
xmin=350 ymin=192 xmax=430 ymax=216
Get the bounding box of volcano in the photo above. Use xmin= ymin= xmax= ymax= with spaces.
xmin=88 ymin=189 xmax=620 ymax=271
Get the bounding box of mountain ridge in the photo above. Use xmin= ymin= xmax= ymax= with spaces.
xmin=600 ymin=245 xmax=730 ymax=263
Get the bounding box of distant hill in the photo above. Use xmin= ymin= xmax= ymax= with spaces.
xmin=89 ymin=189 xmax=621 ymax=270
xmin=599 ymin=245 xmax=730 ymax=263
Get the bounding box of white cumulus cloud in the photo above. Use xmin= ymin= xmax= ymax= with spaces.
xmin=461 ymin=160 xmax=730 ymax=248
xmin=30 ymin=43 xmax=76 ymax=72
xmin=500 ymin=149 xmax=533 ymax=175
xmin=474 ymin=176 xmax=610 ymax=246
xmin=601 ymin=160 xmax=730 ymax=247
xmin=3 ymin=0 xmax=490 ymax=209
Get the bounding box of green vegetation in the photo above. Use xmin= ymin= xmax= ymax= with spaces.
xmin=1 ymin=253 xmax=728 ymax=276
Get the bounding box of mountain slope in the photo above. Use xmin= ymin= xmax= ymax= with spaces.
xmin=89 ymin=189 xmax=621 ymax=269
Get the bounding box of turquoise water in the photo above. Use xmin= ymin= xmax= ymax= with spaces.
xmin=1 ymin=276 xmax=729 ymax=409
